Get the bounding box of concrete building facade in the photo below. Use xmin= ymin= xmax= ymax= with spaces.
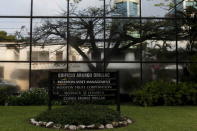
xmin=167 ymin=0 xmax=197 ymax=16
xmin=114 ymin=0 xmax=140 ymax=17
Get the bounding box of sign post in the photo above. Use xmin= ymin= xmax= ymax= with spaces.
xmin=49 ymin=72 xmax=120 ymax=113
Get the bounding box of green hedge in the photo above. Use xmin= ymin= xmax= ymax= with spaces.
xmin=0 ymin=85 xmax=19 ymax=105
xmin=8 ymin=88 xmax=48 ymax=106
xmin=36 ymin=105 xmax=122 ymax=125
xmin=131 ymin=81 xmax=197 ymax=106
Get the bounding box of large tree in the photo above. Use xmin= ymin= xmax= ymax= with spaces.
xmin=33 ymin=0 xmax=196 ymax=71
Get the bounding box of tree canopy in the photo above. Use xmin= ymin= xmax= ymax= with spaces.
xmin=0 ymin=31 xmax=16 ymax=42
xmin=33 ymin=0 xmax=197 ymax=71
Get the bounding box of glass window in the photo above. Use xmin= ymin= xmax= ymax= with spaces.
xmin=179 ymin=63 xmax=197 ymax=83
xmin=0 ymin=63 xmax=29 ymax=91
xmin=106 ymin=0 xmax=140 ymax=17
xmin=0 ymin=0 xmax=31 ymax=16
xmin=31 ymin=62 xmax=67 ymax=88
xmin=142 ymin=0 xmax=173 ymax=17
xmin=32 ymin=18 xmax=68 ymax=62
xmin=0 ymin=18 xmax=30 ymax=61
xmin=107 ymin=63 xmax=141 ymax=92
xmin=56 ymin=51 xmax=63 ymax=61
xmin=0 ymin=0 xmax=195 ymax=90
xmin=143 ymin=63 xmax=177 ymax=83
xmin=70 ymin=0 xmax=103 ymax=16
xmin=33 ymin=0 xmax=68 ymax=16
xmin=69 ymin=18 xmax=104 ymax=61
xmin=105 ymin=18 xmax=141 ymax=62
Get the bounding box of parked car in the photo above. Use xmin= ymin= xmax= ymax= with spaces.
xmin=0 ymin=79 xmax=19 ymax=95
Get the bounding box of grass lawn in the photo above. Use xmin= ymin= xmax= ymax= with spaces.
xmin=0 ymin=105 xmax=197 ymax=131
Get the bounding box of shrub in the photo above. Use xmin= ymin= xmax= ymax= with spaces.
xmin=36 ymin=105 xmax=122 ymax=125
xmin=8 ymin=88 xmax=48 ymax=106
xmin=175 ymin=83 xmax=197 ymax=105
xmin=131 ymin=81 xmax=197 ymax=106
xmin=0 ymin=85 xmax=19 ymax=105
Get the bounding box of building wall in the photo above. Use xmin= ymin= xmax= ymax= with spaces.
xmin=0 ymin=40 xmax=189 ymax=91
xmin=0 ymin=42 xmax=80 ymax=90
xmin=115 ymin=0 xmax=140 ymax=17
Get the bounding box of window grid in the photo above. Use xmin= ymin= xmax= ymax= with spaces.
xmin=0 ymin=0 xmax=195 ymax=89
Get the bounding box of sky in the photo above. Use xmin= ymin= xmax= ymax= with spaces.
xmin=0 ymin=0 xmax=170 ymax=35
xmin=0 ymin=0 xmax=171 ymax=16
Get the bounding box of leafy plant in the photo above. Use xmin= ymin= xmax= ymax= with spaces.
xmin=0 ymin=85 xmax=19 ymax=105
xmin=8 ymin=88 xmax=48 ymax=106
xmin=36 ymin=105 xmax=122 ymax=125
xmin=131 ymin=81 xmax=197 ymax=106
